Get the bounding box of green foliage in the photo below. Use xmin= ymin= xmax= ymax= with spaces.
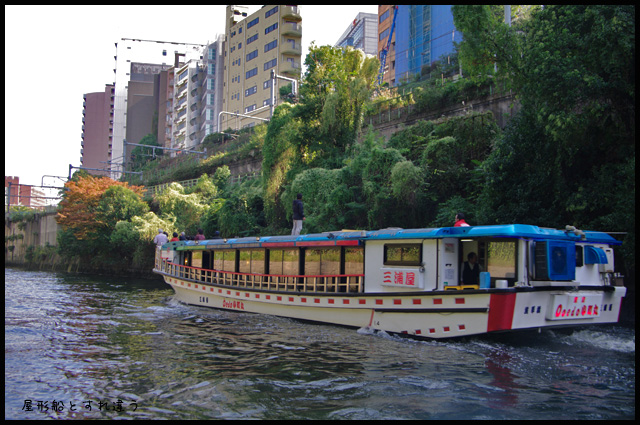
xmin=284 ymin=168 xmax=341 ymax=233
xmin=155 ymin=183 xmax=208 ymax=235
xmin=452 ymin=5 xmax=531 ymax=85
xmin=261 ymin=104 xmax=301 ymax=229
xmin=218 ymin=195 xmax=259 ymax=238
xmin=130 ymin=133 xmax=162 ymax=171
xmin=96 ymin=185 xmax=150 ymax=230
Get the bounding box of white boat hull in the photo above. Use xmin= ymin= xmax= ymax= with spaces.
xmin=159 ymin=272 xmax=626 ymax=339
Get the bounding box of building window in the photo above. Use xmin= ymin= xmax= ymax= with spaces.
xmin=247 ymin=34 xmax=258 ymax=44
xmin=245 ymin=86 xmax=257 ymax=97
xmin=264 ymin=58 xmax=277 ymax=71
xmin=245 ymin=104 xmax=256 ymax=113
xmin=246 ymin=67 xmax=258 ymax=79
xmin=380 ymin=28 xmax=390 ymax=42
xmin=246 ymin=49 xmax=258 ymax=62
xmin=247 ymin=17 xmax=259 ymax=28
xmin=380 ymin=9 xmax=389 ymax=23
xmin=265 ymin=22 xmax=278 ymax=35
xmin=264 ymin=39 xmax=278 ymax=53
xmin=265 ymin=6 xmax=278 ymax=18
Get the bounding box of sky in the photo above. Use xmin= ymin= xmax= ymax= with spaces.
xmin=4 ymin=4 xmax=377 ymax=194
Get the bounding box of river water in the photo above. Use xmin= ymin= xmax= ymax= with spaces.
xmin=5 ymin=268 xmax=635 ymax=419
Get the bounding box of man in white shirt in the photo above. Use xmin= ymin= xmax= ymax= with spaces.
xmin=154 ymin=229 xmax=168 ymax=247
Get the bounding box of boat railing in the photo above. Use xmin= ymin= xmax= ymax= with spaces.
xmin=159 ymin=259 xmax=364 ymax=294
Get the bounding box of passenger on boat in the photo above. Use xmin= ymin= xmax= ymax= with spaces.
xmin=154 ymin=229 xmax=168 ymax=247
xmin=179 ymin=232 xmax=186 ymax=241
xmin=291 ymin=193 xmax=305 ymax=236
xmin=194 ymin=228 xmax=205 ymax=241
xmin=462 ymin=252 xmax=481 ymax=285
xmin=170 ymin=232 xmax=179 ymax=242
xmin=454 ymin=212 xmax=470 ymax=227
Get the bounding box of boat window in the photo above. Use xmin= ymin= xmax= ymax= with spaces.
xmin=305 ymin=248 xmax=340 ymax=276
xmin=384 ymin=244 xmax=422 ymax=266
xmin=239 ymin=249 xmax=265 ymax=274
xmin=345 ymin=247 xmax=364 ymax=275
xmin=219 ymin=250 xmax=236 ymax=272
xmin=213 ymin=250 xmax=224 ymax=270
xmin=269 ymin=249 xmax=299 ymax=275
xmin=576 ymin=245 xmax=583 ymax=267
xmin=486 ymin=241 xmax=517 ymax=279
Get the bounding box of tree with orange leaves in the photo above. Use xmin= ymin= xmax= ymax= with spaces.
xmin=56 ymin=175 xmax=148 ymax=244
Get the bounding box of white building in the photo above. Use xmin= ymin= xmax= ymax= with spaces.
xmin=334 ymin=12 xmax=378 ymax=57
xmin=111 ymin=38 xmax=204 ymax=178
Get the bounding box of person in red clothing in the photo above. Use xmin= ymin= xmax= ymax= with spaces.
xmin=194 ymin=228 xmax=206 ymax=241
xmin=454 ymin=212 xmax=470 ymax=227
xmin=170 ymin=232 xmax=180 ymax=242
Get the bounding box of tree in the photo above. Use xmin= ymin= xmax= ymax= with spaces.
xmin=155 ymin=183 xmax=208 ymax=236
xmin=56 ymin=175 xmax=146 ymax=241
xmin=297 ymin=44 xmax=379 ymax=168
xmin=468 ymin=5 xmax=635 ymax=268
xmin=56 ymin=175 xmax=147 ymax=261
xmin=452 ymin=5 xmax=532 ymax=84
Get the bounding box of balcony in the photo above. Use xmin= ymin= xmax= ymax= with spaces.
xmin=281 ymin=43 xmax=302 ymax=56
xmin=279 ymin=60 xmax=301 ymax=77
xmin=282 ymin=5 xmax=302 ymax=21
xmin=281 ymin=23 xmax=302 ymax=38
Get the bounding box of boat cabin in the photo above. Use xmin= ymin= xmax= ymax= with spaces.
xmin=157 ymin=225 xmax=619 ymax=294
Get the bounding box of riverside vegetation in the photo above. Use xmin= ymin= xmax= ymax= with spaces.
xmin=6 ymin=6 xmax=633 ymax=279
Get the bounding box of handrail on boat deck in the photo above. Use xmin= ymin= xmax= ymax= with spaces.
xmin=156 ymin=259 xmax=364 ymax=294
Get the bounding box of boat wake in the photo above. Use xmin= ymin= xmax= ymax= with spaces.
xmin=563 ymin=328 xmax=635 ymax=353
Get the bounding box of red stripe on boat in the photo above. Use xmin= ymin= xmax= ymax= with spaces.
xmin=487 ymin=293 xmax=517 ymax=332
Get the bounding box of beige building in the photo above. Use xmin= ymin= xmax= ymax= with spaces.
xmin=222 ymin=5 xmax=302 ymax=131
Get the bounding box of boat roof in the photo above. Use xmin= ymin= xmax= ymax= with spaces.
xmin=166 ymin=224 xmax=621 ymax=250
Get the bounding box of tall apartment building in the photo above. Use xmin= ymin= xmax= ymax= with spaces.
xmin=81 ymin=84 xmax=114 ymax=177
xmin=221 ymin=5 xmax=302 ymax=131
xmin=378 ymin=5 xmax=462 ymax=86
xmin=335 ymin=12 xmax=378 ymax=57
xmin=111 ymin=38 xmax=204 ymax=178
xmin=160 ymin=37 xmax=225 ymax=151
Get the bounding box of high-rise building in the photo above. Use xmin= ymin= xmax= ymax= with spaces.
xmin=81 ymin=84 xmax=114 ymax=177
xmin=221 ymin=5 xmax=303 ymax=131
xmin=379 ymin=5 xmax=462 ymax=86
xmin=164 ymin=36 xmax=224 ymax=151
xmin=335 ymin=12 xmax=378 ymax=57
xmin=111 ymin=38 xmax=205 ymax=178
xmin=126 ymin=62 xmax=172 ymax=148
xmin=378 ymin=5 xmax=397 ymax=86
xmin=196 ymin=37 xmax=225 ymax=144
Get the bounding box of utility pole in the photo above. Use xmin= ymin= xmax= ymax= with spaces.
xmin=270 ymin=69 xmax=298 ymax=118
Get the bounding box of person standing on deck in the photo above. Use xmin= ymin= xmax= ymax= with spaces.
xmin=292 ymin=193 xmax=305 ymax=236
xmin=454 ymin=212 xmax=470 ymax=227
xmin=154 ymin=228 xmax=168 ymax=247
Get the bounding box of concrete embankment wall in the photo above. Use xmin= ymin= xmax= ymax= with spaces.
xmin=5 ymin=211 xmax=59 ymax=266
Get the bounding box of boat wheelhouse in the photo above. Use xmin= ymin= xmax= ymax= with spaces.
xmin=153 ymin=224 xmax=626 ymax=339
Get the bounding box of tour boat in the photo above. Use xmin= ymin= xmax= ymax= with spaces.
xmin=153 ymin=224 xmax=626 ymax=339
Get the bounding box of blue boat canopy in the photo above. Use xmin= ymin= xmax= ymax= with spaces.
xmin=166 ymin=224 xmax=621 ymax=250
